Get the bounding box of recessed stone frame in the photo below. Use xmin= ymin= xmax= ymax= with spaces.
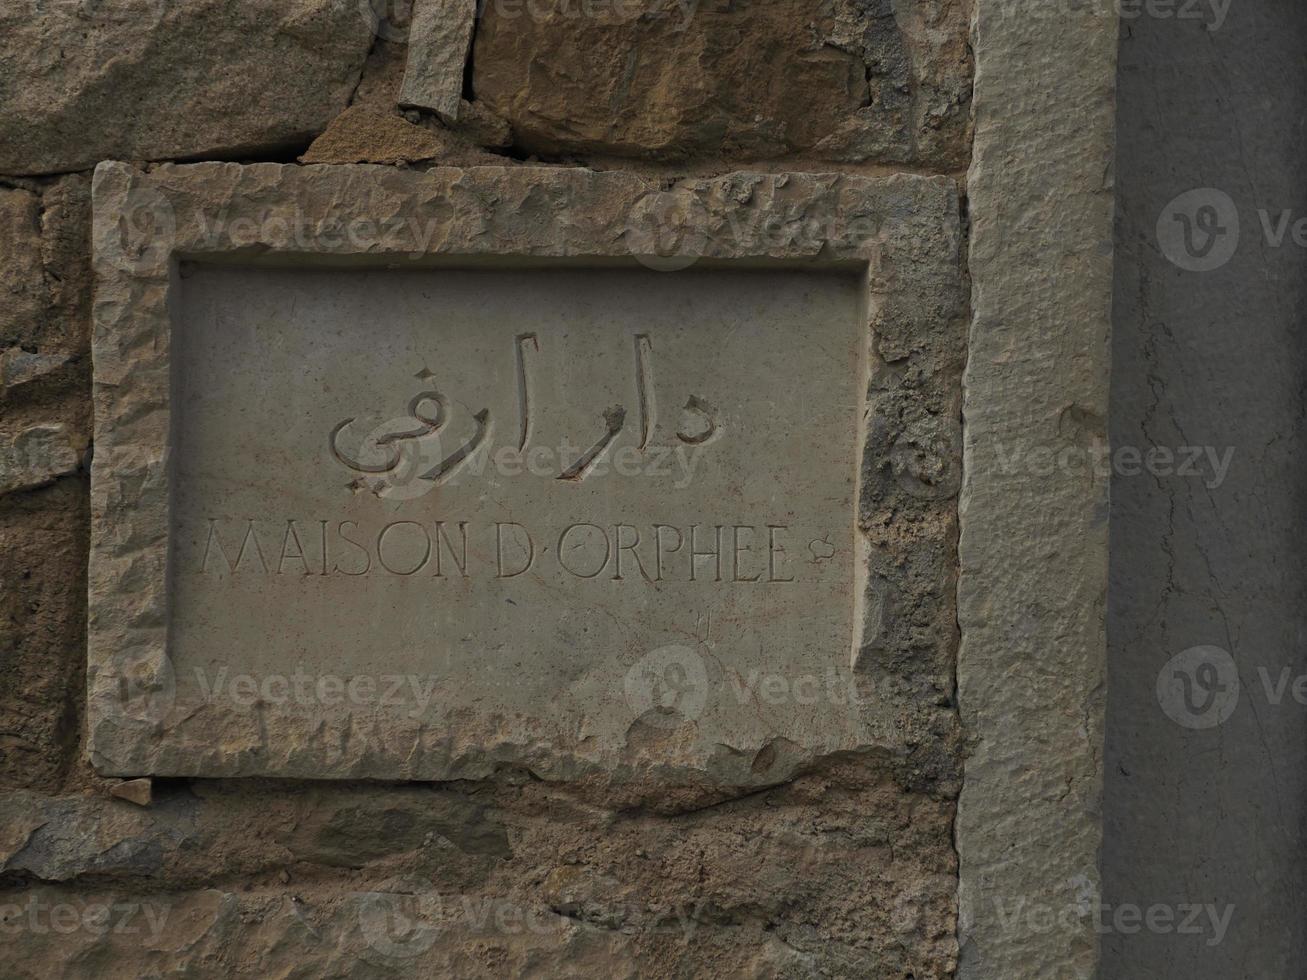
xmin=88 ymin=162 xmax=968 ymax=791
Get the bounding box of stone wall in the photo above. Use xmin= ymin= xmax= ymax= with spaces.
xmin=0 ymin=1 xmax=984 ymax=975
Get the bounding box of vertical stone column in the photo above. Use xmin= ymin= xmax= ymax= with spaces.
xmin=958 ymin=1 xmax=1119 ymax=976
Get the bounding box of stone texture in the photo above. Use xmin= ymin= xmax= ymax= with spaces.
xmin=0 ymin=481 xmax=88 ymax=792
xmin=0 ymin=764 xmax=957 ymax=976
xmin=956 ymin=1 xmax=1117 ymax=977
xmin=38 ymin=174 xmax=95 ymax=356
xmin=0 ymin=0 xmax=374 ymax=176
xmin=351 ymin=38 xmax=412 ymax=110
xmin=87 ymin=162 xmax=964 ymax=797
xmin=471 ymin=0 xmax=972 ymax=167
xmin=813 ymin=0 xmax=973 ymax=168
xmin=0 ymin=0 xmax=1144 ymax=975
xmin=299 ymin=104 xmax=507 ymax=166
xmin=0 ymin=188 xmax=46 ymax=349
xmin=0 ymin=349 xmax=70 ymax=392
xmin=445 ymin=99 xmax=515 ymax=149
xmin=299 ymin=104 xmax=451 ymax=164
xmin=399 ymin=0 xmax=477 ymax=122
xmin=337 ymin=28 xmax=511 ymax=162
xmin=0 ymin=424 xmax=84 ymax=496
xmin=279 ymin=786 xmax=512 ymax=866
xmin=108 ymin=779 xmax=153 ymax=807
xmin=0 ymin=789 xmax=173 ymax=880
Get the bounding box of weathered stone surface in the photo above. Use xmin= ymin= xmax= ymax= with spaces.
xmin=279 ymin=787 xmax=511 ymax=866
xmin=471 ymin=0 xmax=971 ymax=167
xmin=37 ymin=174 xmax=94 ymax=356
xmin=352 ymin=38 xmax=412 ymax=110
xmin=0 ymin=790 xmax=174 ymax=880
xmin=0 ymin=424 xmax=84 ymax=496
xmin=301 ymin=104 xmax=507 ymax=166
xmin=299 ymin=105 xmax=450 ymax=164
xmin=0 ymin=481 xmax=87 ymax=792
xmin=0 ymin=188 xmax=46 ymax=349
xmin=445 ymin=99 xmax=515 ymax=149
xmin=108 ymin=779 xmax=153 ymax=807
xmin=813 ymin=0 xmax=973 ymax=169
xmin=87 ymin=162 xmax=964 ymax=793
xmin=399 ymin=0 xmax=477 ymax=122
xmin=956 ymin=0 xmax=1116 ymax=977
xmin=0 ymin=0 xmax=374 ymax=176
xmin=0 ymin=349 xmax=70 ymax=392
xmin=0 ymin=766 xmax=957 ymax=976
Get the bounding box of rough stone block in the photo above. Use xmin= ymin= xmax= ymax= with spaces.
xmin=399 ymin=0 xmax=477 ymax=123
xmin=0 ymin=0 xmax=374 ymax=176
xmin=469 ymin=0 xmax=972 ymax=167
xmin=0 ymin=424 xmax=83 ymax=496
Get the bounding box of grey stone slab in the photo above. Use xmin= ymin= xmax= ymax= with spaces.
xmin=88 ymin=162 xmax=965 ymax=786
xmin=170 ymin=264 xmax=862 ymax=773
xmin=957 ymin=1 xmax=1118 ymax=977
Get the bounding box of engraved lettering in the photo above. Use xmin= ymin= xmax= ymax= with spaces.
xmin=278 ymin=520 xmax=313 ymax=575
xmin=188 ymin=520 xmax=795 ymax=585
xmin=235 ymin=520 xmax=269 ymax=573
xmin=376 ymin=521 xmax=431 ymax=576
xmin=558 ymin=522 xmax=610 ymax=578
xmin=613 ymin=524 xmax=653 ymax=582
xmin=495 ymin=522 xmax=535 ymax=578
xmin=331 ymin=389 xmax=446 ymax=476
xmin=433 ymin=521 xmax=469 ymax=577
xmin=201 ymin=518 xmax=236 ymax=574
xmin=326 ymin=330 xmax=729 ymax=489
xmin=689 ymin=524 xmax=723 ymax=582
xmin=329 ymin=417 xmax=399 ymax=474
xmin=422 ymin=408 xmax=490 ymax=484
xmin=515 ymin=333 xmax=538 ymax=452
xmin=768 ymin=525 xmax=795 ymax=582
xmin=652 ymin=524 xmax=683 ymax=581
xmin=333 ymin=520 xmax=371 ymax=576
xmin=634 ymin=333 xmax=656 ymax=450
xmin=677 ymin=395 xmax=718 ymax=445
xmin=559 ymin=406 xmax=625 ymax=481
xmin=731 ymin=524 xmax=761 ymax=582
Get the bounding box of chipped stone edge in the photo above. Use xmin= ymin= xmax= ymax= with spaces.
xmin=398 ymin=0 xmax=477 ymax=123
xmin=87 ymin=161 xmax=962 ymax=786
xmin=957 ymin=2 xmax=1118 ymax=978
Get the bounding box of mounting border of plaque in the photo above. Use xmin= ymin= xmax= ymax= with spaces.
xmin=88 ymin=162 xmax=966 ymax=784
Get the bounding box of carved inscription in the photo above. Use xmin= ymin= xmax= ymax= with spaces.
xmin=192 ymin=518 xmax=797 ymax=583
xmin=167 ymin=265 xmax=862 ymax=768
xmin=328 ymin=334 xmax=722 ymax=489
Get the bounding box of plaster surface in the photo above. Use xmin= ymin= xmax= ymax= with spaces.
xmin=1104 ymin=1 xmax=1307 ymax=974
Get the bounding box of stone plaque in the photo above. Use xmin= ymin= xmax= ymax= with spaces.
xmin=88 ymin=162 xmax=963 ymax=782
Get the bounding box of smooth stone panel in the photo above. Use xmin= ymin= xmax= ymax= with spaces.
xmin=167 ymin=264 xmax=865 ymax=779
